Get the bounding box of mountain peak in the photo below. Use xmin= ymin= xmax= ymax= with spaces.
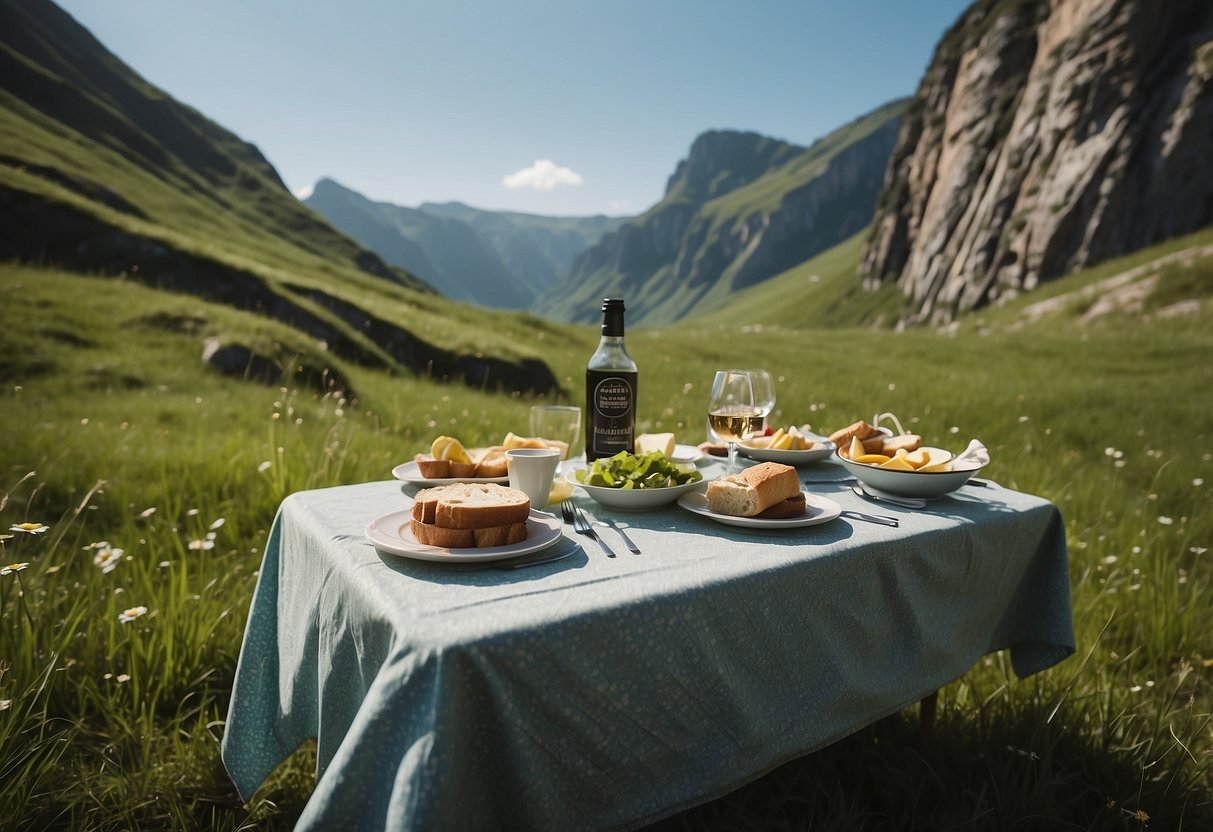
xmin=664 ymin=130 xmax=804 ymax=201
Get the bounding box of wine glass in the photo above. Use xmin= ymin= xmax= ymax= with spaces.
xmin=707 ymin=369 xmax=775 ymax=473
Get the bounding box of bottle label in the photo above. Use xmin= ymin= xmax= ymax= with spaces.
xmin=590 ymin=375 xmax=634 ymax=457
xmin=594 ymin=377 xmax=632 ymax=418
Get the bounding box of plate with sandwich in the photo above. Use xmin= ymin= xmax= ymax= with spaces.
xmin=677 ymin=461 xmax=841 ymax=528
xmin=367 ymin=482 xmax=562 ymax=563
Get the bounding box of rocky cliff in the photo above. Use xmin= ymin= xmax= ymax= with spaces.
xmin=861 ymin=0 xmax=1213 ymax=325
xmin=543 ymin=100 xmax=905 ymax=325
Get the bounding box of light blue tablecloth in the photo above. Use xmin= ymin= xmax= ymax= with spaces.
xmin=222 ymin=466 xmax=1073 ymax=831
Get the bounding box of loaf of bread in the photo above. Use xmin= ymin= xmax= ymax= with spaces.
xmin=410 ymin=519 xmax=528 ymax=548
xmin=706 ymin=462 xmax=801 ymax=517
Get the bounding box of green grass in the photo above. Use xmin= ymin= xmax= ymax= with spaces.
xmin=1 ymin=229 xmax=1211 ymax=828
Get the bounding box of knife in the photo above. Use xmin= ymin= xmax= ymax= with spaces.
xmin=840 ymin=510 xmax=899 ymax=528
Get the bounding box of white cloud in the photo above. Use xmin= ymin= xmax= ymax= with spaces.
xmin=292 ymin=183 xmax=314 ymax=200
xmin=608 ymin=199 xmax=632 ymax=213
xmin=502 ymin=159 xmax=583 ymax=191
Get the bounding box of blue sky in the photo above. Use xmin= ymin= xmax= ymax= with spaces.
xmin=58 ymin=0 xmax=971 ymax=217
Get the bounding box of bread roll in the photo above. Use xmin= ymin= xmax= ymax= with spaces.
xmin=706 ymin=462 xmax=800 ymax=517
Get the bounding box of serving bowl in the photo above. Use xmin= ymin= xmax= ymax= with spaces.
xmin=566 ymin=470 xmax=710 ymax=510
xmin=835 ymin=448 xmax=984 ymax=499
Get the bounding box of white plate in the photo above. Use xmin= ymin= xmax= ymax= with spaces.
xmin=677 ymin=488 xmax=842 ymax=529
xmin=670 ymin=444 xmax=703 ymax=464
xmin=392 ymin=460 xmax=509 ymax=487
xmin=567 ymin=469 xmax=710 ymax=510
xmin=365 ymin=509 xmax=562 ymax=563
xmin=739 ymin=434 xmax=836 ymax=465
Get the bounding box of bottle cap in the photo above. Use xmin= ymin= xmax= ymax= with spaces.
xmin=601 ymin=297 xmax=625 ymax=336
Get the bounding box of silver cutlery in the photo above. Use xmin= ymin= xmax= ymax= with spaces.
xmin=561 ymin=500 xmax=616 ymax=558
xmin=494 ymin=540 xmax=581 ymax=570
xmin=850 ymin=484 xmax=926 ymax=509
xmin=597 ymin=519 xmax=640 ymax=554
xmin=840 ymin=510 xmax=899 ymax=528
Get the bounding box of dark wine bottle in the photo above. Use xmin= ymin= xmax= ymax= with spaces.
xmin=585 ymin=298 xmax=637 ymax=461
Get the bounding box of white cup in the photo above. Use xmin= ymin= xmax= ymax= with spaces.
xmin=506 ymin=448 xmax=561 ymax=510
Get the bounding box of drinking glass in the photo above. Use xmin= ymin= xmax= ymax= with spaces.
xmin=529 ymin=405 xmax=581 ymax=460
xmin=707 ymin=369 xmax=775 ymax=473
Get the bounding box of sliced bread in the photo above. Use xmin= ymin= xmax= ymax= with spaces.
xmin=410 ymin=519 xmax=528 ymax=549
xmin=414 ymin=454 xmax=450 ymax=478
xmin=411 ymin=483 xmax=530 ymax=529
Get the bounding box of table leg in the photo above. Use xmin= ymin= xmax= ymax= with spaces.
xmin=918 ymin=689 xmax=939 ymax=743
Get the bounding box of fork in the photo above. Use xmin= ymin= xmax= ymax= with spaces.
xmin=597 ymin=518 xmax=641 ymax=554
xmin=561 ymin=500 xmax=616 ymax=558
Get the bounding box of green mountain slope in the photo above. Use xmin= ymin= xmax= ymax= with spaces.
xmin=0 ymin=0 xmax=559 ymax=394
xmin=539 ymin=100 xmax=906 ymax=326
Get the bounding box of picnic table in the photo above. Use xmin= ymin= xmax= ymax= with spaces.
xmin=222 ymin=460 xmax=1073 ymax=830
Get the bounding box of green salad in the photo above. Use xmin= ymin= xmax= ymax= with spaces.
xmin=575 ymin=450 xmax=703 ymax=489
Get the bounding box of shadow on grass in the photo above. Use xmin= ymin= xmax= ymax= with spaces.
xmin=645 ymin=705 xmax=1212 ymax=832
xmin=230 ymin=700 xmax=1211 ymax=831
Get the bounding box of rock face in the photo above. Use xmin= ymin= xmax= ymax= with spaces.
xmin=861 ymin=0 xmax=1213 ymax=325
xmin=543 ymin=100 xmax=905 ymax=325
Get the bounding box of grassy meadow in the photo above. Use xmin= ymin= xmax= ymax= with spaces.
xmin=1 ymin=232 xmax=1211 ymax=829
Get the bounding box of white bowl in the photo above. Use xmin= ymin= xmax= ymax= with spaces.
xmin=835 ymin=449 xmax=983 ymax=498
xmin=566 ymin=469 xmax=710 ymax=510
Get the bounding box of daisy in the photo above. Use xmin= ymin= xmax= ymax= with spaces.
xmin=118 ymin=606 xmax=147 ymax=624
xmin=9 ymin=523 xmax=48 ymax=535
xmin=188 ymin=531 xmax=217 ymax=551
xmin=1 ymin=563 xmax=30 ymax=575
xmin=94 ymin=547 xmax=124 ymax=574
